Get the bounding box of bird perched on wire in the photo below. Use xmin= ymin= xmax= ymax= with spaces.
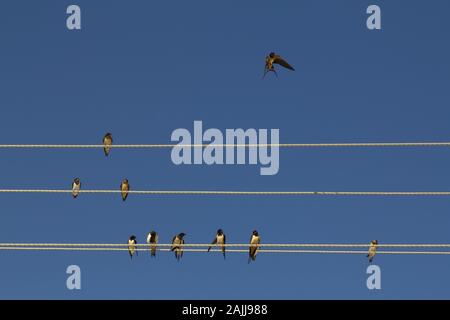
xmin=207 ymin=229 xmax=226 ymax=259
xmin=120 ymin=179 xmax=130 ymax=201
xmin=146 ymin=231 xmax=158 ymax=257
xmin=71 ymin=178 xmax=81 ymax=198
xmin=103 ymin=133 xmax=113 ymax=156
xmin=248 ymin=230 xmax=261 ymax=263
xmin=263 ymin=52 xmax=295 ymax=78
xmin=171 ymin=233 xmax=186 ymax=261
xmin=367 ymin=240 xmax=378 ymax=263
xmin=128 ymin=235 xmax=138 ymax=259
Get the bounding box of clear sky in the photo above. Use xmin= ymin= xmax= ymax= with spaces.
xmin=0 ymin=0 xmax=449 ymax=299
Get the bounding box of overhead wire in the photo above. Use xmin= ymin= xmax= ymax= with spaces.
xmin=0 ymin=189 xmax=450 ymax=196
xmin=0 ymin=141 xmax=450 ymax=149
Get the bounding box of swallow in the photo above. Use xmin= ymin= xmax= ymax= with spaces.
xmin=120 ymin=179 xmax=130 ymax=201
xmin=146 ymin=231 xmax=158 ymax=257
xmin=72 ymin=178 xmax=81 ymax=198
xmin=367 ymin=240 xmax=378 ymax=263
xmin=171 ymin=233 xmax=186 ymax=261
xmin=103 ymin=133 xmax=113 ymax=157
xmin=263 ymin=52 xmax=295 ymax=78
xmin=128 ymin=235 xmax=138 ymax=259
xmin=248 ymin=230 xmax=261 ymax=263
xmin=207 ymin=229 xmax=226 ymax=259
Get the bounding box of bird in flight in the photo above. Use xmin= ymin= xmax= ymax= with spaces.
xmin=71 ymin=178 xmax=81 ymax=198
xmin=103 ymin=133 xmax=113 ymax=157
xmin=248 ymin=230 xmax=261 ymax=263
xmin=171 ymin=233 xmax=186 ymax=261
xmin=207 ymin=229 xmax=226 ymax=259
xmin=120 ymin=179 xmax=130 ymax=201
xmin=263 ymin=52 xmax=295 ymax=78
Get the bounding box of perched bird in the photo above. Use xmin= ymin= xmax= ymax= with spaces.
xmin=120 ymin=179 xmax=130 ymax=201
xmin=103 ymin=133 xmax=113 ymax=157
xmin=146 ymin=231 xmax=158 ymax=257
xmin=171 ymin=233 xmax=186 ymax=261
xmin=367 ymin=240 xmax=378 ymax=263
xmin=72 ymin=178 xmax=81 ymax=198
xmin=207 ymin=229 xmax=226 ymax=259
xmin=128 ymin=235 xmax=138 ymax=259
xmin=248 ymin=230 xmax=261 ymax=263
xmin=263 ymin=52 xmax=295 ymax=78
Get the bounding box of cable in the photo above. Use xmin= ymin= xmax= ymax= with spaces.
xmin=0 ymin=189 xmax=450 ymax=196
xmin=1 ymin=243 xmax=450 ymax=248
xmin=0 ymin=141 xmax=450 ymax=149
xmin=1 ymin=247 xmax=449 ymax=255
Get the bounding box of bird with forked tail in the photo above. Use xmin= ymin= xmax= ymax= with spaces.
xmin=207 ymin=229 xmax=226 ymax=259
xmin=263 ymin=52 xmax=295 ymax=78
xmin=248 ymin=230 xmax=261 ymax=263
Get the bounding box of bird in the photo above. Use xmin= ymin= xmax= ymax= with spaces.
xmin=71 ymin=178 xmax=81 ymax=198
xmin=120 ymin=179 xmax=130 ymax=201
xmin=171 ymin=233 xmax=186 ymax=261
xmin=207 ymin=229 xmax=226 ymax=259
xmin=263 ymin=52 xmax=295 ymax=78
xmin=128 ymin=235 xmax=138 ymax=259
xmin=103 ymin=133 xmax=113 ymax=157
xmin=248 ymin=230 xmax=261 ymax=263
xmin=367 ymin=240 xmax=378 ymax=263
xmin=146 ymin=231 xmax=158 ymax=257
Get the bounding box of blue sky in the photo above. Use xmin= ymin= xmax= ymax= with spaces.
xmin=0 ymin=0 xmax=450 ymax=299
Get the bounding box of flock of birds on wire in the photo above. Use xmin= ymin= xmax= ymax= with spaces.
xmin=124 ymin=231 xmax=379 ymax=264
xmin=75 ymin=56 xmax=376 ymax=264
xmin=31 ymin=53 xmax=380 ymax=264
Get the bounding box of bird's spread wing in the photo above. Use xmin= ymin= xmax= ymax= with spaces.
xmin=273 ymin=56 xmax=295 ymax=70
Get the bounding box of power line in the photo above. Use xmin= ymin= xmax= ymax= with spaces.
xmin=1 ymin=246 xmax=449 ymax=255
xmin=0 ymin=141 xmax=450 ymax=149
xmin=1 ymin=243 xmax=450 ymax=248
xmin=0 ymin=189 xmax=450 ymax=196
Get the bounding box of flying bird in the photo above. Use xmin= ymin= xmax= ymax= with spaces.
xmin=120 ymin=179 xmax=130 ymax=201
xmin=147 ymin=231 xmax=158 ymax=257
xmin=263 ymin=52 xmax=295 ymax=78
xmin=128 ymin=235 xmax=138 ymax=259
xmin=367 ymin=240 xmax=378 ymax=263
xmin=171 ymin=233 xmax=186 ymax=261
xmin=207 ymin=229 xmax=226 ymax=259
xmin=248 ymin=230 xmax=261 ymax=263
xmin=103 ymin=133 xmax=113 ymax=157
xmin=72 ymin=178 xmax=81 ymax=198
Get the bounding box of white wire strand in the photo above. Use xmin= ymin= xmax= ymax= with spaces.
xmin=0 ymin=142 xmax=450 ymax=149
xmin=0 ymin=189 xmax=450 ymax=196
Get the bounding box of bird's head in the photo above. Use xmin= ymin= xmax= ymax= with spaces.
xmin=123 ymin=179 xmax=128 ymax=184
xmin=151 ymin=231 xmax=156 ymax=236
xmin=130 ymin=235 xmax=136 ymax=241
xmin=269 ymin=52 xmax=275 ymax=58
xmin=252 ymin=230 xmax=259 ymax=236
xmin=372 ymin=240 xmax=378 ymax=244
xmin=179 ymin=233 xmax=186 ymax=238
xmin=74 ymin=178 xmax=80 ymax=184
xmin=217 ymin=229 xmax=223 ymax=235
xmin=105 ymin=133 xmax=112 ymax=138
